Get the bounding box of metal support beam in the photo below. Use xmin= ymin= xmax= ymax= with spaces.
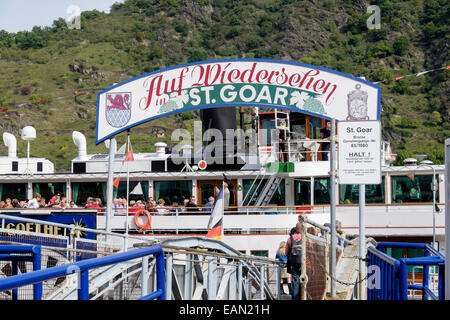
xmin=207 ymin=257 xmax=216 ymax=300
xmin=329 ymin=118 xmax=337 ymax=297
xmin=105 ymin=137 xmax=116 ymax=238
xmin=260 ymin=264 xmax=265 ymax=300
xmin=165 ymin=253 xmax=173 ymax=300
xmin=184 ymin=254 xmax=193 ymax=300
xmin=141 ymin=256 xmax=149 ymax=298
xmin=445 ymin=138 xmax=450 ymax=300
xmin=359 ymin=184 xmax=366 ymax=300
xmin=237 ymin=261 xmax=243 ymax=300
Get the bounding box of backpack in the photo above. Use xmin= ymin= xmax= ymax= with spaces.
xmin=287 ymin=234 xmax=302 ymax=272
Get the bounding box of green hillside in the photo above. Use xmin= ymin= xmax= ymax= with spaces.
xmin=0 ymin=0 xmax=448 ymax=170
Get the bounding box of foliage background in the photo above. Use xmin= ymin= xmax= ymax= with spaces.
xmin=0 ymin=0 xmax=448 ymax=170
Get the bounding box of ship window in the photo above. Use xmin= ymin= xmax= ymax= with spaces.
xmin=291 ymin=117 xmax=307 ymax=140
xmin=154 ymin=181 xmax=192 ymax=205
xmin=37 ymin=162 xmax=43 ymax=172
xmin=114 ymin=181 xmax=148 ymax=202
xmin=33 ymin=183 xmax=66 ymax=203
xmin=72 ymin=182 xmax=105 ymax=206
xmin=243 ymin=179 xmax=285 ymax=206
xmin=314 ymin=178 xmax=330 ymax=205
xmin=12 ymin=161 xmax=18 ymax=172
xmin=260 ymin=119 xmax=275 ymax=146
xmin=250 ymin=250 xmax=268 ymax=257
xmin=392 ymin=175 xmax=438 ymax=203
xmin=0 ymin=183 xmax=27 ymax=202
xmin=294 ymin=179 xmax=311 ymax=205
xmin=309 ymin=117 xmax=322 ymax=139
xmin=339 ymin=177 xmax=385 ymax=204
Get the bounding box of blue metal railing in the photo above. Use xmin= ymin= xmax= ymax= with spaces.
xmin=0 ymin=245 xmax=165 ymax=300
xmin=367 ymin=242 xmax=445 ymax=300
xmin=0 ymin=245 xmax=42 ymax=300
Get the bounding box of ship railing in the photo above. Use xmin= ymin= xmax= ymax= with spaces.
xmin=0 ymin=212 xmax=156 ymax=259
xmin=105 ymin=205 xmax=319 ymax=216
xmin=269 ymin=139 xmax=329 ymax=162
xmin=0 ymin=244 xmax=165 ymax=300
xmin=367 ymin=242 xmax=445 ymax=300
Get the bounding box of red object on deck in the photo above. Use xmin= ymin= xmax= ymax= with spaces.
xmin=296 ymin=206 xmax=311 ymax=214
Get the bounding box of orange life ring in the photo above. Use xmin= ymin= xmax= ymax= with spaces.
xmin=134 ymin=209 xmax=152 ymax=232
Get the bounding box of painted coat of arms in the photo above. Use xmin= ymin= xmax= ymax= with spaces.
xmin=346 ymin=84 xmax=369 ymax=120
xmin=105 ymin=93 xmax=132 ymax=128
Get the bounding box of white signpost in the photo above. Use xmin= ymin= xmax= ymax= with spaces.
xmin=337 ymin=120 xmax=381 ymax=299
xmin=337 ymin=120 xmax=382 ymax=185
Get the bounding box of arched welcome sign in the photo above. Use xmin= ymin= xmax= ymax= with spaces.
xmin=96 ymin=58 xmax=381 ymax=144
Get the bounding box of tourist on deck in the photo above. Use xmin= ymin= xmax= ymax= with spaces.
xmin=185 ymin=196 xmax=199 ymax=213
xmin=156 ymin=198 xmax=168 ymax=214
xmin=146 ymin=198 xmax=157 ymax=211
xmin=286 ymin=222 xmax=303 ymax=300
xmin=57 ymin=199 xmax=68 ymax=209
xmin=203 ymin=196 xmax=215 ymax=212
xmin=320 ymin=121 xmax=331 ymax=161
xmin=276 ymin=241 xmax=291 ymax=295
xmin=0 ymin=201 xmax=5 ymax=209
xmin=85 ymin=197 xmax=100 ymax=209
xmin=49 ymin=193 xmax=61 ymax=205
xmin=38 ymin=198 xmax=47 ymax=208
xmin=147 ymin=201 xmax=158 ymax=214
xmin=278 ymin=128 xmax=288 ymax=162
xmin=127 ymin=200 xmax=139 ymax=215
xmin=19 ymin=200 xmax=28 ymax=208
xmin=170 ymin=202 xmax=182 ymax=215
xmin=4 ymin=198 xmax=13 ymax=209
xmin=112 ymin=198 xmax=122 ymax=214
xmin=12 ymin=198 xmax=20 ymax=208
xmin=336 ymin=220 xmax=349 ymax=247
xmin=28 ymin=193 xmax=41 ymax=209
xmin=69 ymin=200 xmax=78 ymax=208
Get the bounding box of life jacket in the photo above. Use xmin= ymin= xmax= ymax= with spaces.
xmin=288 ymin=234 xmax=302 ymax=269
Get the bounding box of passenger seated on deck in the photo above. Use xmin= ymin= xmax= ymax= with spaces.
xmin=128 ymin=200 xmax=138 ymax=215
xmin=38 ymin=198 xmax=47 ymax=208
xmin=185 ymin=196 xmax=199 ymax=213
xmin=28 ymin=193 xmax=41 ymax=209
xmin=49 ymin=193 xmax=61 ymax=205
xmin=203 ymin=196 xmax=215 ymax=213
xmin=5 ymin=198 xmax=13 ymax=209
xmin=170 ymin=202 xmax=182 ymax=215
xmin=156 ymin=198 xmax=168 ymax=215
xmin=0 ymin=201 xmax=5 ymax=209
xmin=85 ymin=197 xmax=100 ymax=209
xmin=69 ymin=200 xmax=78 ymax=208
xmin=12 ymin=198 xmax=20 ymax=208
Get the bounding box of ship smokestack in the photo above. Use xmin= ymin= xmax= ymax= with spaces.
xmin=2 ymin=132 xmax=17 ymax=158
xmin=72 ymin=131 xmax=87 ymax=159
xmin=201 ymin=107 xmax=236 ymax=159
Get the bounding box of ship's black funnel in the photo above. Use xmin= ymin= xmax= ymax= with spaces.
xmin=201 ymin=107 xmax=236 ymax=160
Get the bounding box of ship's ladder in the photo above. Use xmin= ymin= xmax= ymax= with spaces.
xmin=254 ymin=174 xmax=283 ymax=207
xmin=242 ymin=169 xmax=267 ymax=206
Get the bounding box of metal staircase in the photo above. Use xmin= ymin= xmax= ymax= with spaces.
xmin=254 ymin=175 xmax=282 ymax=207
xmin=242 ymin=170 xmax=282 ymax=207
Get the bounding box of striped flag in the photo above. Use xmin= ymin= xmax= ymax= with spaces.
xmin=205 ymin=186 xmax=224 ymax=240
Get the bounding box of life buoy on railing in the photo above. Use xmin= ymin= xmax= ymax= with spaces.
xmin=134 ymin=209 xmax=152 ymax=232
